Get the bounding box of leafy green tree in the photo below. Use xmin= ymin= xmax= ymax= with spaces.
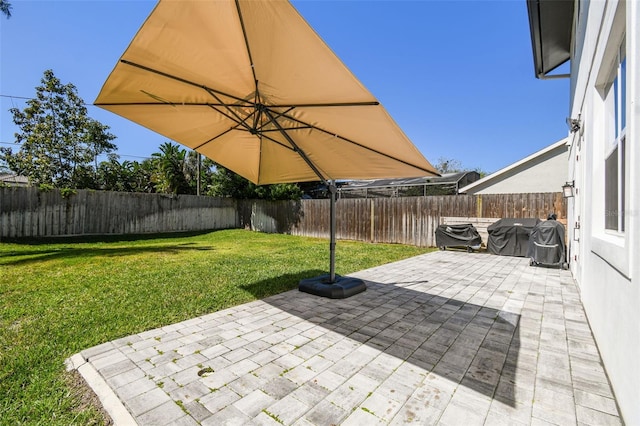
xmin=0 ymin=70 xmax=116 ymax=188
xmin=184 ymin=150 xmax=200 ymax=193
xmin=151 ymin=142 xmax=191 ymax=194
xmin=201 ymin=158 xmax=218 ymax=191
xmin=207 ymin=165 xmax=302 ymax=200
xmin=183 ymin=150 xmax=216 ymax=195
xmin=0 ymin=0 xmax=11 ymax=18
xmin=256 ymin=182 xmax=303 ymax=201
xmin=131 ymin=159 xmax=157 ymax=193
xmin=97 ymin=156 xmax=136 ymax=192
xmin=207 ymin=166 xmax=253 ymax=198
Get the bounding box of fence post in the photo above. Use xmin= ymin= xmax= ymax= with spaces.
xmin=476 ymin=194 xmax=482 ymax=218
xmin=370 ymin=199 xmax=375 ymax=242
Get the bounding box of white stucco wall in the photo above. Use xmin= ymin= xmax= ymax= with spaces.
xmin=567 ymin=1 xmax=639 ymax=423
xmin=465 ymin=145 xmax=568 ymax=195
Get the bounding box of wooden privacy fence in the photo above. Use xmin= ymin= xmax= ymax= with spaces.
xmin=0 ymin=187 xmax=237 ymax=239
xmin=242 ymin=193 xmax=565 ymax=247
xmin=1 ymin=187 xmax=565 ymax=247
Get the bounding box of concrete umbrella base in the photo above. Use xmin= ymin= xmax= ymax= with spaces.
xmin=298 ymin=274 xmax=366 ymax=299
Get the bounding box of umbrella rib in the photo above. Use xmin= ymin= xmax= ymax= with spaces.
xmin=253 ymin=90 xmax=264 ymax=133
xmin=94 ymin=101 xmax=378 ymax=108
xmin=193 ymin=127 xmax=236 ymax=150
xmin=270 ymin=101 xmax=380 ymax=108
xmin=204 ymin=100 xmax=255 ymax=133
xmin=202 ymin=87 xmax=267 ymax=134
xmin=193 ymin=124 xmax=297 ymax=154
xmin=272 ymin=107 xmax=437 ymax=176
xmin=118 ymin=59 xmax=252 ymax=105
xmin=259 ymin=133 xmax=298 ymax=152
xmin=262 ymin=108 xmax=327 ymax=183
xmin=110 ymin=60 xmax=265 ymax=135
xmin=107 ymin=62 xmax=381 ymax=110
xmin=95 ymin=102 xmax=245 ymax=107
xmin=260 ymin=126 xmax=313 ymax=132
xmin=234 ymin=0 xmax=259 ymax=92
xmin=262 ymin=106 xmax=295 ymax=127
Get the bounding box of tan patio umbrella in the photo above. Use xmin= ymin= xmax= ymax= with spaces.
xmin=95 ymin=0 xmax=438 ymax=298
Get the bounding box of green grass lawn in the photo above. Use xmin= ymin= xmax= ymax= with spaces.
xmin=0 ymin=229 xmax=432 ymax=425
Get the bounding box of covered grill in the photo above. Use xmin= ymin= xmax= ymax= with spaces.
xmin=487 ymin=218 xmax=540 ymax=257
xmin=527 ymin=219 xmax=567 ymax=268
xmin=435 ymin=224 xmax=482 ymax=252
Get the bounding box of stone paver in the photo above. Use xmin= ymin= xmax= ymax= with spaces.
xmin=68 ymin=251 xmax=623 ymax=425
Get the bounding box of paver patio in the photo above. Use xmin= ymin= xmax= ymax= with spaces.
xmin=67 ymin=250 xmax=622 ymax=425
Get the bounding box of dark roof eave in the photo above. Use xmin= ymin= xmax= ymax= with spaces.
xmin=526 ymin=0 xmax=575 ymax=79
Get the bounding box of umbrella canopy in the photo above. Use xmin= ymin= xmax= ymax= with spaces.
xmin=95 ymin=0 xmax=438 ymax=297
xmin=94 ymin=0 xmax=438 ymax=185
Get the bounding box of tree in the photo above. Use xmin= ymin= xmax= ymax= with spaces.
xmin=207 ymin=165 xmax=302 ymax=200
xmin=207 ymin=166 xmax=255 ymax=199
xmin=434 ymin=157 xmax=464 ymax=174
xmin=151 ymin=142 xmax=191 ymax=194
xmin=434 ymin=156 xmax=488 ymax=177
xmin=0 ymin=0 xmax=11 ymax=18
xmin=261 ymin=182 xmax=303 ymax=201
xmin=0 ymin=70 xmax=116 ymax=188
xmin=96 ymin=155 xmax=134 ymax=192
xmin=131 ymin=159 xmax=157 ymax=193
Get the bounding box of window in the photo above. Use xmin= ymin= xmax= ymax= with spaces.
xmin=604 ymin=38 xmax=626 ymax=232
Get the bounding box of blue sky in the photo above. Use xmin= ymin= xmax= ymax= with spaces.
xmin=1 ymin=0 xmax=570 ymax=174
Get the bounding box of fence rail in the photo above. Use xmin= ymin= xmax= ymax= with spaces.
xmin=1 ymin=187 xmax=565 ymax=247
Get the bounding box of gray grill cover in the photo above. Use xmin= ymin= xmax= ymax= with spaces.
xmin=527 ymin=220 xmax=566 ymax=265
xmin=435 ymin=224 xmax=482 ymax=248
xmin=487 ymin=218 xmax=541 ymax=257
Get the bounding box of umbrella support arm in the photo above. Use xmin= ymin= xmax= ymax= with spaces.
xmin=262 ymin=108 xmax=328 ymax=185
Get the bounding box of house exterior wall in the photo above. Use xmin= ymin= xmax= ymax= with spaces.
xmin=464 ymin=145 xmax=568 ymax=195
xmin=567 ymin=1 xmax=639 ymax=423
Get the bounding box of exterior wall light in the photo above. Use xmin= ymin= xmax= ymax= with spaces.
xmin=566 ymin=116 xmax=581 ymax=133
xmin=562 ymin=181 xmax=575 ymax=198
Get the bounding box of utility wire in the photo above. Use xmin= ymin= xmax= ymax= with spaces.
xmin=0 ymin=94 xmax=32 ymax=101
xmin=1 ymin=93 xmax=95 ymax=106
xmin=1 ymin=94 xmax=173 ymax=161
xmin=0 ymin=140 xmax=152 ymax=160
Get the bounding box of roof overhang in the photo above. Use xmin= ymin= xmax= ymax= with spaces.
xmin=526 ymin=0 xmax=575 ymax=78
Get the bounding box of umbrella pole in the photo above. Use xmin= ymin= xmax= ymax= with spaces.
xmin=329 ymin=181 xmax=337 ymax=283
xmin=298 ymin=180 xmax=366 ymax=298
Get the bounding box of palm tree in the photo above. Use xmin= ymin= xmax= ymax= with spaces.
xmin=1 ymin=0 xmax=12 ymax=18
xmin=132 ymin=159 xmax=156 ymax=193
xmin=151 ymin=142 xmax=190 ymax=194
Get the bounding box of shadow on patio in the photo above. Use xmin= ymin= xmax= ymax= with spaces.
xmin=241 ymin=273 xmax=522 ymax=408
xmin=73 ymin=251 xmax=621 ymax=425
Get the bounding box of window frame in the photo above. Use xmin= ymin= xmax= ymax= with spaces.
xmin=590 ymin=6 xmax=630 ymax=278
xmin=604 ymin=39 xmax=626 ymax=233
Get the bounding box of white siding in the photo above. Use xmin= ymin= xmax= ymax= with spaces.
xmin=567 ymin=1 xmax=639 ymax=423
xmin=468 ymin=146 xmax=568 ymax=194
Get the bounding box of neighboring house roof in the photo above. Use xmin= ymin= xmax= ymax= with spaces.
xmin=341 ymin=172 xmax=478 ymax=190
xmin=0 ymin=173 xmax=29 ymax=186
xmin=338 ymin=171 xmax=481 ymax=198
xmin=526 ymin=0 xmax=574 ymax=78
xmin=459 ymin=138 xmax=569 ymax=195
